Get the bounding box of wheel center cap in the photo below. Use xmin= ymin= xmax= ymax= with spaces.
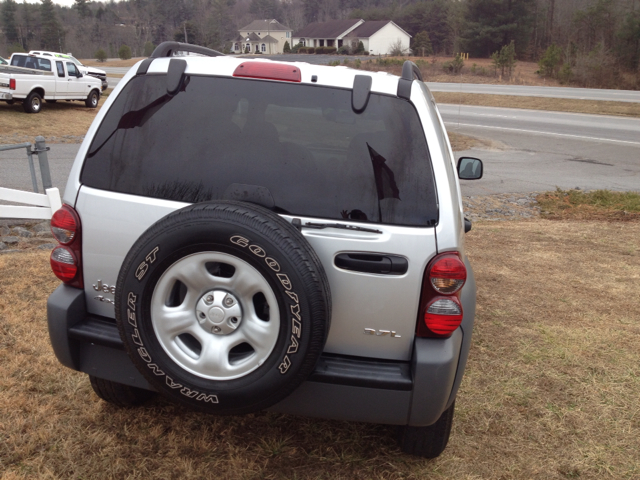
xmin=196 ymin=289 xmax=243 ymax=335
xmin=208 ymin=307 xmax=225 ymax=324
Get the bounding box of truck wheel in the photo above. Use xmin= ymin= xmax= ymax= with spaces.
xmin=115 ymin=201 xmax=331 ymax=415
xmin=23 ymin=92 xmax=42 ymax=113
xmin=397 ymin=401 xmax=455 ymax=458
xmin=89 ymin=375 xmax=156 ymax=407
xmin=85 ymin=90 xmax=99 ymax=108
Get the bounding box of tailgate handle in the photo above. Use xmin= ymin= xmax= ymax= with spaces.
xmin=335 ymin=253 xmax=408 ymax=275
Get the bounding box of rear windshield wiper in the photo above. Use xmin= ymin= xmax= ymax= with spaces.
xmin=303 ymin=222 xmax=382 ymax=234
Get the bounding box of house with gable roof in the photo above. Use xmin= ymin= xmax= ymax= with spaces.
xmin=233 ymin=19 xmax=293 ymax=54
xmin=292 ymin=19 xmax=411 ymax=55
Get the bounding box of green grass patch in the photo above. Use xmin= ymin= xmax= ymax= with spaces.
xmin=537 ymin=189 xmax=640 ymax=220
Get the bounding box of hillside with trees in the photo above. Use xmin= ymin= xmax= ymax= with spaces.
xmin=1 ymin=0 xmax=639 ymax=88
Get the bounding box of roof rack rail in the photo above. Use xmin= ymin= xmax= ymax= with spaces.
xmin=397 ymin=60 xmax=423 ymax=100
xmin=401 ymin=60 xmax=423 ymax=82
xmin=151 ymin=41 xmax=224 ymax=59
xmin=137 ymin=42 xmax=224 ymax=76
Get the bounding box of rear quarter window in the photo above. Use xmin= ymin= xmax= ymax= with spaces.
xmin=81 ymin=74 xmax=438 ymax=226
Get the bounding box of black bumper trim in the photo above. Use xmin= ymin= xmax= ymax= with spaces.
xmin=69 ymin=315 xmax=124 ymax=350
xmin=66 ymin=314 xmax=412 ymax=391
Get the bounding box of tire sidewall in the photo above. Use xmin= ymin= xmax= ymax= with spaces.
xmin=116 ymin=209 xmax=323 ymax=414
xmin=27 ymin=93 xmax=41 ymax=113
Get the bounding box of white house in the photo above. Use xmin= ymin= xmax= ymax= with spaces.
xmin=345 ymin=21 xmax=411 ymax=55
xmin=291 ymin=19 xmax=364 ymax=49
xmin=233 ymin=19 xmax=293 ymax=54
xmin=292 ymin=19 xmax=411 ymax=55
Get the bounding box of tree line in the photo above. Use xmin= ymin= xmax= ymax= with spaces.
xmin=1 ymin=0 xmax=639 ymax=87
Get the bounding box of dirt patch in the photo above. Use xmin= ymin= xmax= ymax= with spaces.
xmin=434 ymin=92 xmax=640 ymax=118
xmin=81 ymin=57 xmax=144 ymax=68
xmin=0 ymin=96 xmax=107 ymax=144
xmin=1 ymin=219 xmax=639 ymax=478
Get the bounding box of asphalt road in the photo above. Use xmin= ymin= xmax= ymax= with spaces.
xmin=2 ymin=105 xmax=638 ymax=197
xmin=105 ymin=56 xmax=640 ymax=102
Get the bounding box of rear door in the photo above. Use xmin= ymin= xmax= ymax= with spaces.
xmin=77 ymin=73 xmax=439 ymax=362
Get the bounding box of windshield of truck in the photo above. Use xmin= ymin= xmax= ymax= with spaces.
xmin=81 ymin=74 xmax=438 ymax=226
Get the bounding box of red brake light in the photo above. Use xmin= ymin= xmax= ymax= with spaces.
xmin=49 ymin=205 xmax=83 ymax=288
xmin=424 ymin=297 xmax=463 ymax=336
xmin=429 ymin=254 xmax=466 ymax=294
xmin=51 ymin=206 xmax=78 ymax=244
xmin=50 ymin=247 xmax=78 ymax=281
xmin=233 ymin=62 xmax=301 ymax=82
xmin=417 ymin=252 xmax=468 ymax=338
xmin=10 ymin=78 xmax=16 ymax=90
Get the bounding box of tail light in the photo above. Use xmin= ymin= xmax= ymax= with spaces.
xmin=50 ymin=205 xmax=83 ymax=288
xmin=417 ymin=253 xmax=467 ymax=338
xmin=233 ymin=62 xmax=301 ymax=82
xmin=10 ymin=78 xmax=16 ymax=90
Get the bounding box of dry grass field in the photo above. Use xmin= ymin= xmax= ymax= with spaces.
xmin=1 ymin=214 xmax=639 ymax=479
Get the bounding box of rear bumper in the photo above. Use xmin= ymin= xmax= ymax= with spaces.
xmin=47 ymin=284 xmax=469 ymax=426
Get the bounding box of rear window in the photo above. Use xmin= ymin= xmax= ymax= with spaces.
xmin=81 ymin=74 xmax=438 ymax=226
xmin=10 ymin=55 xmax=51 ymax=71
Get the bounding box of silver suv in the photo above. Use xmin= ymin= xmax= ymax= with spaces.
xmin=47 ymin=42 xmax=483 ymax=458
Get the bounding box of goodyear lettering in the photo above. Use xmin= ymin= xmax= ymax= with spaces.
xmin=249 ymin=244 xmax=266 ymax=258
xmin=287 ymin=335 xmax=299 ymax=354
xmin=292 ymin=319 xmax=302 ymax=338
xmin=278 ymin=356 xmax=291 ymax=374
xmin=277 ymin=273 xmax=292 ymax=290
xmin=285 ymin=291 xmax=299 ymax=304
xmin=127 ymin=309 xmax=137 ymax=327
xmin=145 ymin=246 xmax=159 ymax=264
xmin=230 ymin=235 xmax=250 ymax=247
xmin=228 ymin=236 xmax=303 ymax=376
xmin=135 ymin=246 xmax=160 ymax=281
xmin=265 ymin=257 xmax=280 ymax=272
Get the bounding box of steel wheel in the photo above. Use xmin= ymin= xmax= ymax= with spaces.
xmin=150 ymin=251 xmax=280 ymax=381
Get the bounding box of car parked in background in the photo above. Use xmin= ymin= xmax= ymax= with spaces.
xmin=0 ymin=56 xmax=7 ymax=65
xmin=29 ymin=50 xmax=108 ymax=91
xmin=1 ymin=52 xmax=102 ymax=112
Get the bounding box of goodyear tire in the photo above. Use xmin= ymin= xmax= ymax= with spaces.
xmin=115 ymin=201 xmax=331 ymax=415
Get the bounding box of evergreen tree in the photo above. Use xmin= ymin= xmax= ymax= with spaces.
xmin=40 ymin=0 xmax=64 ymax=51
xmin=2 ymin=0 xmax=19 ymax=45
xmin=74 ymin=0 xmax=92 ymax=19
xmin=412 ymin=31 xmax=433 ymax=57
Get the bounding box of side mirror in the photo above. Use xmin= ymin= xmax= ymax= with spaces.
xmin=457 ymin=157 xmax=483 ymax=180
xmin=76 ymin=71 xmax=83 ymax=78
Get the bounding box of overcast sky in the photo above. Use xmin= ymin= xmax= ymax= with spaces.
xmin=25 ymin=0 xmax=87 ymax=8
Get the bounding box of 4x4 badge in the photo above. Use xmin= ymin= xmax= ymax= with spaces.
xmin=364 ymin=328 xmax=401 ymax=338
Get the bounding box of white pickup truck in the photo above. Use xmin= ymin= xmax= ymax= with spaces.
xmin=0 ymin=52 xmax=102 ymax=113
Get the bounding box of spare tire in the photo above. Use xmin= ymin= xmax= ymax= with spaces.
xmin=115 ymin=201 xmax=331 ymax=415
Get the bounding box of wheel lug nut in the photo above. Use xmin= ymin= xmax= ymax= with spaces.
xmin=224 ymin=297 xmax=234 ymax=306
xmin=230 ymin=317 xmax=238 ymax=324
xmin=213 ymin=326 xmax=221 ymax=333
xmin=198 ymin=311 xmax=206 ymax=319
xmin=205 ymin=295 xmax=214 ymax=304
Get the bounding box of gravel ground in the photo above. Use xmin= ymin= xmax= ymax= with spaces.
xmin=1 ymin=193 xmax=541 ymax=254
